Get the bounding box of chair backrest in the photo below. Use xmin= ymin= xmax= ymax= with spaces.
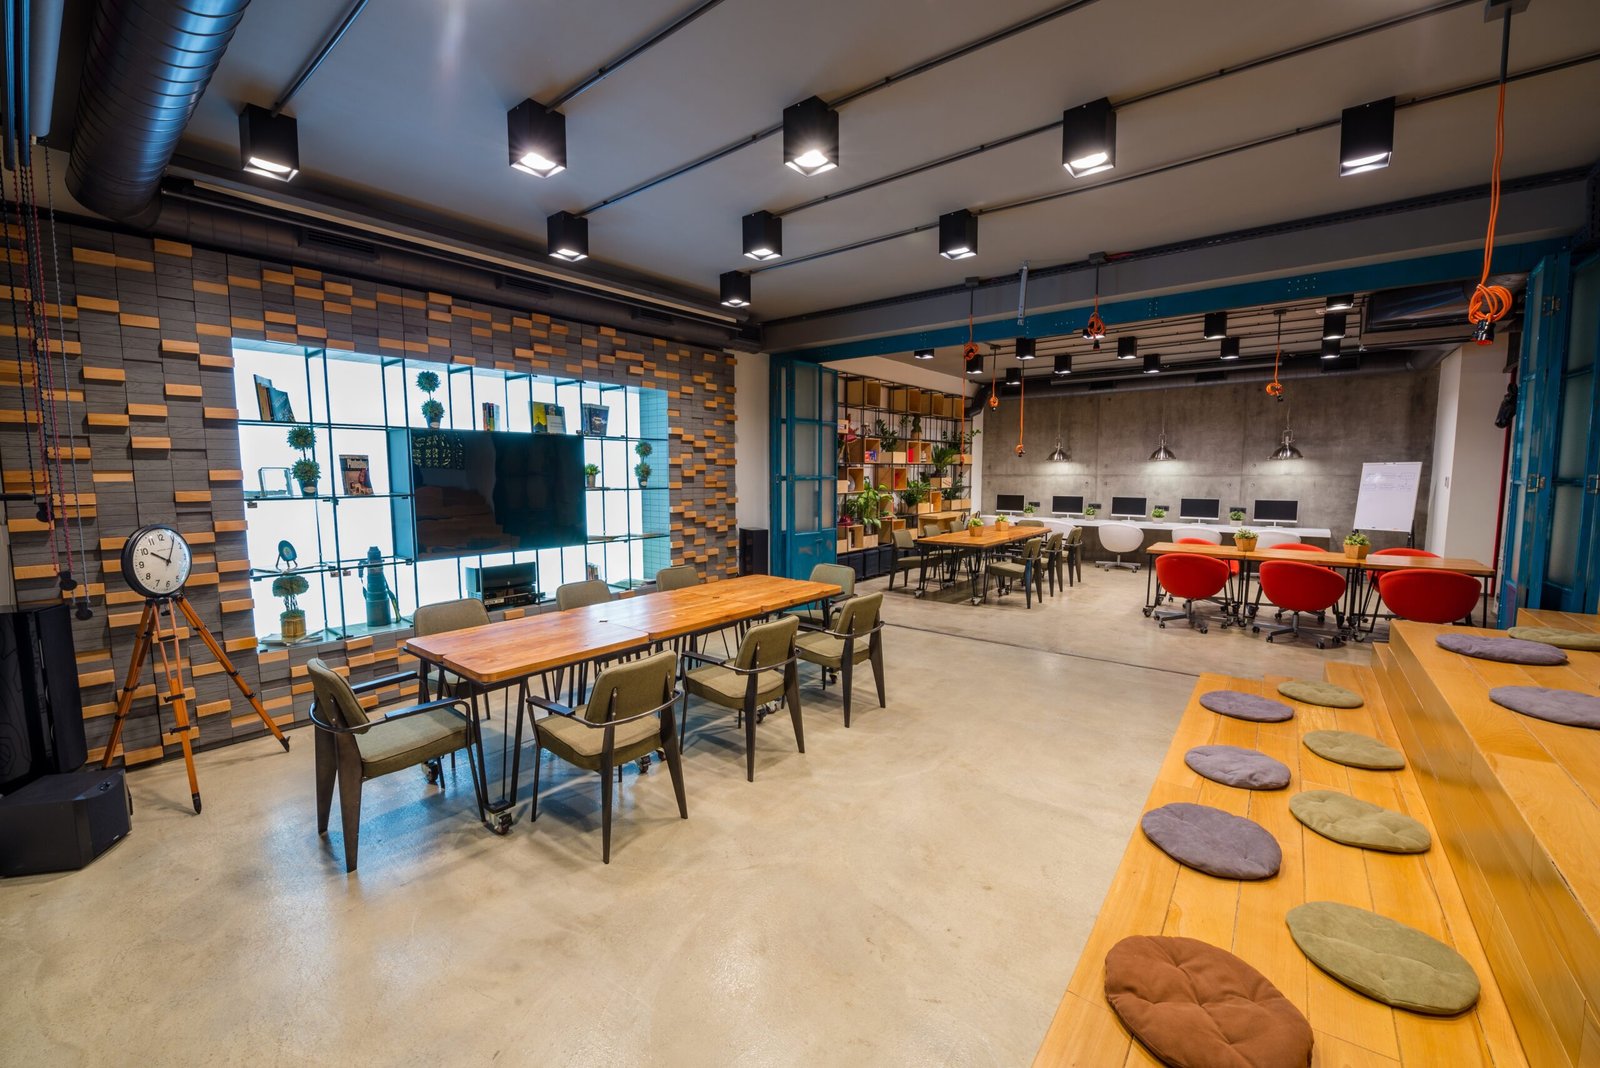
xmin=1253 ymin=530 xmax=1301 ymax=550
xmin=1175 ymin=537 xmax=1215 ymax=546
xmin=1044 ymin=531 xmax=1064 ymax=552
xmin=734 ymin=614 xmax=799 ymax=671
xmin=1020 ymin=536 xmax=1044 ymax=561
xmin=808 ymin=562 xmax=855 ymax=597
xmin=308 ymin=657 xmax=369 ymax=729
xmin=1371 ymin=547 xmax=1439 ymax=560
xmin=1258 ymin=560 xmax=1346 ymax=613
xmin=583 ymin=650 xmax=678 ymax=724
xmin=938 ymin=518 xmax=957 ymax=533
xmin=919 ymin=520 xmax=941 ymax=537
xmin=1065 ymin=526 xmax=1084 ymax=546
xmin=557 ymin=579 xmax=613 ymax=610
xmin=1274 ymin=542 xmax=1324 ymax=553
xmin=1155 ymin=553 xmax=1230 ymax=599
xmin=1377 ymin=570 xmax=1481 ymax=625
xmin=836 ymin=591 xmax=883 ymax=637
xmin=656 ymin=565 xmax=701 ymax=591
xmin=1017 ymin=518 xmax=1044 ymax=527
xmin=1178 ymin=528 xmax=1223 ymax=545
xmin=892 ymin=528 xmax=917 ymax=551
xmin=1100 ymin=522 xmax=1145 ymax=553
xmin=412 ymin=597 xmax=489 ymax=636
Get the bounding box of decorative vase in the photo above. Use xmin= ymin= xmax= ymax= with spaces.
xmin=298 ymin=480 xmax=318 ymax=498
xmin=1345 ymin=543 xmax=1369 ymax=560
xmin=586 ymin=475 xmax=597 ymax=489
xmin=427 ymin=419 xmax=441 ymax=430
xmin=280 ymin=611 xmax=306 ymax=642
xmin=1236 ymin=537 xmax=1258 ymax=552
xmin=969 ymin=526 xmax=982 ymax=538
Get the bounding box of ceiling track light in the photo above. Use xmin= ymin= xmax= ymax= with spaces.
xmin=719 ymin=271 xmax=751 ymax=308
xmin=1117 ymin=335 xmax=1138 ymax=360
xmin=1015 ymin=337 xmax=1037 ymax=361
xmin=1062 ymin=97 xmax=1116 ymax=177
xmin=1219 ymin=337 xmax=1241 ymax=360
xmin=1142 ymin=353 xmax=1162 ymax=375
xmin=508 ymin=98 xmax=567 ymax=177
xmin=1325 ymin=293 xmax=1355 ymax=311
xmin=913 ymin=347 xmax=935 ymax=360
xmin=1339 ymin=97 xmax=1395 ymax=176
xmin=1053 ymin=353 xmax=1072 ymax=376
xmin=1322 ymin=312 xmax=1348 ymax=340
xmin=783 ymin=95 xmax=839 ymax=176
xmin=546 ymin=211 xmax=589 ymax=262
xmin=1202 ymin=311 xmax=1228 ymax=340
xmin=239 ymin=104 xmax=300 ymax=181
xmin=938 ymin=209 xmax=978 ymax=260
xmin=742 ymin=210 xmax=782 ymax=260
xmin=1320 ymin=338 xmax=1342 ymax=360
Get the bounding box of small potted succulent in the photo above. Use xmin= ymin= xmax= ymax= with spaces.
xmin=272 ymin=572 xmax=309 ymax=642
xmin=634 ymin=440 xmax=653 ymax=487
xmin=1084 ymin=504 xmax=1098 ymax=517
xmin=286 ymin=424 xmax=319 ymax=496
xmin=1228 ymin=508 xmax=1246 ymax=523
xmin=1151 ymin=506 xmax=1167 ymax=519
xmin=1234 ymin=527 xmax=1259 ymax=552
xmin=1022 ymin=503 xmax=1036 ymax=517
xmin=1343 ymin=530 xmax=1371 ymax=560
xmin=967 ymin=514 xmax=985 ymax=538
xmin=584 ymin=463 xmax=600 ymax=489
xmin=416 ymin=369 xmax=444 ymax=428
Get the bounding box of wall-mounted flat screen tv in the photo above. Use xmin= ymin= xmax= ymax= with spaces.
xmin=389 ymin=429 xmax=586 ymax=559
xmin=995 ymin=493 xmax=1025 ymax=512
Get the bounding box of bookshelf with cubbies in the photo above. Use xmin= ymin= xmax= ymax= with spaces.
xmin=232 ymin=339 xmax=671 ymax=646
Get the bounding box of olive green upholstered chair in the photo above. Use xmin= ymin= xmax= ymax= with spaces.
xmin=985 ymin=536 xmax=1045 ymax=608
xmin=1017 ymin=518 xmax=1045 ymax=527
xmin=795 ymin=591 xmax=885 ymax=727
xmin=521 ymin=650 xmax=685 ymax=863
xmin=888 ymin=528 xmax=925 ymax=591
xmin=308 ymin=658 xmax=477 ymax=873
xmin=1041 ymin=531 xmax=1067 ymax=596
xmin=794 ymin=562 xmax=855 ymax=628
xmin=412 ymin=597 xmax=490 ymax=698
xmin=1064 ymin=526 xmax=1085 ymax=586
xmin=556 ymin=579 xmax=613 ymax=610
xmin=681 ymin=615 xmax=802 ymax=782
xmin=655 ymin=564 xmax=702 ymax=591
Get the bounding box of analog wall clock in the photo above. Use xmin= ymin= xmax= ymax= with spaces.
xmin=120 ymin=524 xmax=194 ymax=599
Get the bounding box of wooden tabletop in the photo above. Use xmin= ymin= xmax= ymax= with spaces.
xmin=1145 ymin=541 xmax=1495 ymax=576
xmin=919 ymin=525 xmax=1046 ymax=549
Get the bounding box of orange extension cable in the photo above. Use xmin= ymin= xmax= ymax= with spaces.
xmin=1265 ymin=310 xmax=1285 ymax=399
xmin=1469 ymin=16 xmax=1515 ymax=343
xmin=1014 ymin=369 xmax=1026 ymax=456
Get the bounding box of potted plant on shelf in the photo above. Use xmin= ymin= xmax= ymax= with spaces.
xmin=1343 ymin=531 xmax=1371 ymax=560
xmin=855 ymin=482 xmax=888 ymax=548
xmin=272 ymin=572 xmax=309 ymax=642
xmin=634 ymin=440 xmax=653 ymax=487
xmin=1151 ymin=506 xmax=1167 ymax=519
xmin=946 ymin=475 xmax=966 ymax=507
xmin=967 ymin=514 xmax=985 ymax=537
xmin=901 ymin=480 xmax=930 ymax=515
xmin=1228 ymin=508 xmax=1246 ymax=523
xmin=875 ymin=419 xmax=901 ymax=457
xmin=1234 ymin=527 xmax=1259 ymax=552
xmin=584 ymin=463 xmax=600 ymax=489
xmin=930 ymin=444 xmax=958 ymax=485
xmin=416 ymin=370 xmax=444 ymax=428
xmin=286 ymin=424 xmax=319 ymax=496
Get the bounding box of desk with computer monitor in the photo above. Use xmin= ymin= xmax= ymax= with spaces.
xmin=1109 ymin=496 xmax=1147 ymax=519
xmin=1179 ymin=497 xmax=1220 ymax=522
xmin=1051 ymin=494 xmax=1084 ymax=516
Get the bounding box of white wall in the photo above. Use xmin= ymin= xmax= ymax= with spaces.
xmin=733 ymin=351 xmax=770 ymax=531
xmin=1427 ymin=341 xmax=1509 ymax=563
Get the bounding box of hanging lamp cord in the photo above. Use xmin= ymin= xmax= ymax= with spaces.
xmin=1014 ymin=370 xmax=1025 ymax=456
xmin=1468 ymin=11 xmax=1515 ymax=338
xmin=1265 ymin=311 xmax=1285 ymax=399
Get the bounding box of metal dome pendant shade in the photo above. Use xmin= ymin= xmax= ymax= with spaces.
xmin=1270 ymin=403 xmax=1304 ymax=460
xmin=1149 ymin=436 xmax=1176 ymax=462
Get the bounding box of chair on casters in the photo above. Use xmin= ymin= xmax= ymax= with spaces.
xmin=1358 ymin=548 xmax=1439 ymax=629
xmin=1253 ymin=561 xmax=1346 ymax=648
xmin=1180 ymin=528 xmax=1222 ymax=545
xmin=888 ymin=528 xmax=926 ymax=591
xmin=1248 ymin=541 xmax=1322 ymax=621
xmin=1096 ymin=522 xmax=1145 ymax=572
xmin=307 ymin=658 xmax=478 ymax=873
xmin=681 ymin=616 xmax=803 ymax=782
xmin=520 ymin=650 xmax=686 ymax=864
xmin=1153 ymin=554 xmax=1231 ymax=633
xmin=796 ymin=592 xmax=885 ymax=726
xmin=655 ymin=564 xmax=701 ymax=591
xmin=985 ymin=536 xmax=1045 ymax=607
xmin=1377 ymin=570 xmax=1481 ymax=626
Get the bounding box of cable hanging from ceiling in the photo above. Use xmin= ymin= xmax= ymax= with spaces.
xmin=1265 ymin=309 xmax=1287 ymax=400
xmin=1082 ymin=267 xmax=1106 ymax=350
xmin=1468 ymin=6 xmax=1517 ymax=343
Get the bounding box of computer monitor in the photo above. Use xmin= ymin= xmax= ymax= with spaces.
xmin=1253 ymin=499 xmax=1299 ymax=524
xmin=1052 ymin=494 xmax=1084 ymax=514
xmin=995 ymin=493 xmax=1025 ymax=513
xmin=1110 ymin=496 xmax=1147 ymax=518
xmin=1180 ymin=497 xmax=1220 ymax=521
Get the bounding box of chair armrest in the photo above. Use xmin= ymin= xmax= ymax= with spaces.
xmin=309 ymin=696 xmax=470 ymax=734
xmin=815 ymin=620 xmax=886 ymax=642
xmin=350 ymin=669 xmax=420 ymax=694
xmin=530 ymin=690 xmax=683 ymax=729
xmin=685 ymin=648 xmax=793 ymax=675
xmin=680 ymin=648 xmax=731 ymax=669
xmin=525 ymin=693 xmax=576 ymax=717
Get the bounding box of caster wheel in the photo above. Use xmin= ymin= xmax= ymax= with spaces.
xmin=914 ymin=590 xmax=924 ymax=599
xmin=1266 ymin=636 xmax=1276 ymax=643
xmin=638 ymin=753 xmax=652 ymax=773
xmin=1251 ymin=626 xmax=1261 ymax=635
xmin=1315 ymin=640 xmax=1326 ymax=649
xmin=491 ymin=812 xmax=513 ymax=836
xmin=1198 ymin=626 xmax=1209 ymax=635
xmin=424 ymin=759 xmax=442 ymax=785
xmin=1143 ymin=608 xmax=1153 ymax=617
xmin=1158 ymin=622 xmax=1166 ymax=629
xmin=1274 ymin=610 xmax=1284 ymax=622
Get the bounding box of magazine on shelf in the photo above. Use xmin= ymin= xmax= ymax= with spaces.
xmin=481 ymin=402 xmax=499 ymax=431
xmin=581 ymin=403 xmax=609 ymax=437
xmin=339 ymin=454 xmax=374 ymax=496
xmin=531 ymin=402 xmax=566 ymax=434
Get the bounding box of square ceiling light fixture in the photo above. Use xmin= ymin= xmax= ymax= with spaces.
xmin=1202 ymin=311 xmax=1228 ymax=340
xmin=1325 ymin=293 xmax=1355 ymax=311
xmin=1219 ymin=337 xmax=1241 ymax=360
xmin=1015 ymin=337 xmax=1037 ymax=360
xmin=783 ymin=96 xmax=838 ymax=176
xmin=1053 ymin=353 xmax=1073 ymax=376
xmin=1142 ymin=353 xmax=1163 ymax=374
xmin=1323 ymin=312 xmax=1347 ymax=339
xmin=1339 ymin=97 xmax=1394 ymax=176
xmin=1004 ymin=367 xmax=1023 ymax=386
xmin=938 ymin=209 xmax=978 ymax=260
xmin=1320 ymin=338 xmax=1342 ymax=360
xmin=546 ymin=211 xmax=588 ymax=262
xmin=239 ymin=104 xmax=299 ymax=181
xmin=913 ymin=348 xmax=935 ymax=360
xmin=1117 ymin=335 xmax=1138 ymax=360
xmin=719 ymin=271 xmax=751 ymax=308
xmin=507 ymin=98 xmax=567 ymax=177
xmin=742 ymin=210 xmax=782 ymax=260
xmin=1062 ymin=97 xmax=1116 ymax=177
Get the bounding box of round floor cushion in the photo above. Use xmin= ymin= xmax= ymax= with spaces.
xmin=1508 ymin=626 xmax=1600 ymax=652
xmin=1104 ymin=935 xmax=1314 ymax=1068
xmin=1277 ymin=680 xmax=1364 ymax=708
xmin=1185 ymin=745 xmax=1292 ymax=790
xmin=1435 ymin=633 xmax=1568 ymax=665
xmin=1199 ymin=690 xmax=1295 ymax=723
xmin=1289 ymin=790 xmax=1431 ymax=853
xmin=1303 ymin=730 xmax=1405 ymax=770
xmin=1489 ymin=686 xmax=1600 ymax=729
xmin=1141 ymin=802 xmax=1282 ymax=880
xmin=1287 ymin=901 xmax=1479 ymax=1015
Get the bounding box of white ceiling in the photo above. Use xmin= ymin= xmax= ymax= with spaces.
xmin=178 ymin=0 xmax=1600 ymax=321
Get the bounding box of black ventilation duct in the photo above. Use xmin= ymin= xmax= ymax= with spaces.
xmin=67 ymin=0 xmax=251 ymax=225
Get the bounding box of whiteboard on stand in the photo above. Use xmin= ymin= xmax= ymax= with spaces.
xmin=1353 ymin=461 xmax=1423 ymax=533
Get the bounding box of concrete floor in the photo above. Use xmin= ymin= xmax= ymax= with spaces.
xmin=1 ymin=567 xmax=1369 ymax=1066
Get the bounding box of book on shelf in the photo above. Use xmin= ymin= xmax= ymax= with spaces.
xmin=581 ymin=403 xmax=609 ymax=437
xmin=481 ymin=402 xmax=499 ymax=431
xmin=531 ymin=402 xmax=566 ymax=434
xmin=253 ymin=374 xmax=296 ymax=422
xmin=339 ymin=454 xmax=374 ymax=496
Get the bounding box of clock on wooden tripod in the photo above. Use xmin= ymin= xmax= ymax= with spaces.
xmin=101 ymin=524 xmax=289 ymax=812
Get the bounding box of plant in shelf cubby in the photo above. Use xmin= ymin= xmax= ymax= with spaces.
xmin=272 ymin=571 xmax=310 ymax=641
xmin=900 ymin=480 xmax=932 ymax=516
xmin=287 ymin=424 xmax=320 ymax=496
xmin=634 ymin=440 xmax=653 ymax=486
xmin=853 ymin=482 xmax=889 ymax=549
xmin=416 ymin=370 xmax=444 ymax=428
xmin=584 ymin=463 xmax=600 ymax=488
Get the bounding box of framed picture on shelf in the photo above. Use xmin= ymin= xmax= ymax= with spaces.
xmin=339 ymin=454 xmax=374 ymax=496
xmin=531 ymin=402 xmax=566 ymax=434
xmin=581 ymin=403 xmax=609 ymax=437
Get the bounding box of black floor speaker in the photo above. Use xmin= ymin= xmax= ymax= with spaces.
xmin=738 ymin=527 xmax=769 ymax=576
xmin=0 ymin=768 xmax=130 ymax=876
xmin=0 ymin=603 xmax=87 ymax=794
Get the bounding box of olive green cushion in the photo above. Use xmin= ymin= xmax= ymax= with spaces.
xmin=685 ymin=664 xmax=786 ymax=707
xmin=1508 ymin=626 xmax=1600 ymax=651
xmin=795 ymin=630 xmax=871 ymax=669
xmin=1277 ymin=680 xmax=1363 ymax=708
xmin=1287 ymin=902 xmax=1479 ymax=1015
xmin=1289 ymin=790 xmax=1431 ymax=853
xmin=354 ymin=707 xmax=470 ymax=778
xmin=534 ymin=709 xmax=661 ymax=772
xmin=1303 ymin=730 xmax=1405 ymax=770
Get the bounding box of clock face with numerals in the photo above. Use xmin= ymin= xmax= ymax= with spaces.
xmin=120 ymin=525 xmax=193 ymax=598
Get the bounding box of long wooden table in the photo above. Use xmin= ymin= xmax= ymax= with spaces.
xmin=915 ymin=524 xmax=1049 ymax=603
xmin=403 ymin=574 xmax=841 ymax=833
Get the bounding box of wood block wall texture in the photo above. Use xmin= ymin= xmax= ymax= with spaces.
xmin=1 ymin=222 xmax=737 ymax=767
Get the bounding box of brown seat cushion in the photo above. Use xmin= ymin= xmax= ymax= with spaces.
xmin=1104 ymin=935 xmax=1313 ymax=1068
xmin=1507 ymin=626 xmax=1600 ymax=651
xmin=1141 ymin=802 xmax=1282 ymax=880
xmin=1302 ymin=730 xmax=1405 ymax=770
xmin=1289 ymin=790 xmax=1431 ymax=853
xmin=1435 ymin=633 xmax=1568 ymax=665
xmin=1199 ymin=690 xmax=1295 ymax=723
xmin=1489 ymin=686 xmax=1600 ymax=729
xmin=1277 ymin=680 xmax=1363 ymax=708
xmin=1185 ymin=745 xmax=1292 ymax=790
xmin=1287 ymin=902 xmax=1479 ymax=1015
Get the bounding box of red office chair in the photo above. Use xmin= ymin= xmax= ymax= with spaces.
xmin=1153 ymin=554 xmax=1231 ymax=633
xmin=1273 ymin=543 xmax=1324 ymax=552
xmin=1359 ymin=548 xmax=1440 ymax=629
xmin=1254 ymin=560 xmax=1346 ymax=648
xmin=1377 ymin=570 xmax=1481 ymax=626
xmin=1177 ymin=537 xmax=1239 ymax=574
xmin=1249 ymin=542 xmax=1322 ymax=620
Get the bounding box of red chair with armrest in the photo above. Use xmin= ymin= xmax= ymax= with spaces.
xmin=1253 ymin=560 xmax=1346 ymax=648
xmin=1153 ymin=554 xmax=1231 ymax=633
xmin=1377 ymin=570 xmax=1481 ymax=626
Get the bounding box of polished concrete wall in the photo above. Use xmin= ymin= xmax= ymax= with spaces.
xmin=982 ymin=367 xmax=1441 ymax=547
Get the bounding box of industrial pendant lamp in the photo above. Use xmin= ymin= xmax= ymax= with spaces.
xmin=508 ymin=99 xmax=567 ymax=177
xmin=1271 ymin=405 xmax=1304 ymax=460
xmin=719 ymin=271 xmax=751 ymax=308
xmin=1202 ymin=311 xmax=1227 ymax=340
xmin=742 ymin=211 xmax=782 ymax=260
xmin=1339 ymin=97 xmax=1395 ymax=176
xmin=546 ymin=211 xmax=588 ymax=261
xmin=783 ymin=96 xmax=839 ymax=175
xmin=1149 ymin=400 xmax=1176 ymax=462
xmin=1219 ymin=337 xmax=1241 ymax=360
xmin=240 ymin=104 xmax=300 ymax=180
xmin=1015 ymin=337 xmax=1037 ymax=361
xmin=1048 ymin=405 xmax=1069 ymax=462
xmin=1117 ymin=335 xmax=1138 ymax=360
xmin=1062 ymin=97 xmax=1116 ymax=177
xmin=939 ymin=209 xmax=978 ymax=259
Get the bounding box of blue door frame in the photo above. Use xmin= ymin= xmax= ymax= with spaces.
xmin=769 ymin=357 xmax=838 ymax=579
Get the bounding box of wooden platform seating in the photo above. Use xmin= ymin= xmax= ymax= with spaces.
xmin=1033 ymin=665 xmax=1527 ymax=1067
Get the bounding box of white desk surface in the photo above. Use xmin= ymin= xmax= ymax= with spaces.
xmin=977 ymin=515 xmax=1334 ymax=540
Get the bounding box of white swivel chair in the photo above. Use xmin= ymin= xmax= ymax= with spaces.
xmin=1255 ymin=529 xmax=1300 ymax=550
xmin=1096 ymin=521 xmax=1146 ymax=573
xmin=1182 ymin=528 xmax=1223 ymax=545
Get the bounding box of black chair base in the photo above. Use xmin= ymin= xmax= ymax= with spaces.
xmin=1252 ymin=612 xmax=1343 ymax=649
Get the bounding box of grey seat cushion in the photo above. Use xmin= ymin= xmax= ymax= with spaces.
xmin=1289 ymin=790 xmax=1431 ymax=853
xmin=1489 ymin=686 xmax=1600 ymax=729
xmin=1140 ymin=802 xmax=1282 ymax=880
xmin=535 ymin=709 xmax=662 ymax=771
xmin=1507 ymin=626 xmax=1600 ymax=651
xmin=1435 ymin=633 xmax=1568 ymax=665
xmin=1199 ymin=690 xmax=1295 ymax=723
xmin=1184 ymin=745 xmax=1292 ymax=790
xmin=1287 ymin=901 xmax=1480 ymax=1015
xmin=1277 ymin=680 xmax=1363 ymax=708
xmin=1303 ymin=730 xmax=1406 ymax=770
xmin=354 ymin=707 xmax=470 ymax=779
